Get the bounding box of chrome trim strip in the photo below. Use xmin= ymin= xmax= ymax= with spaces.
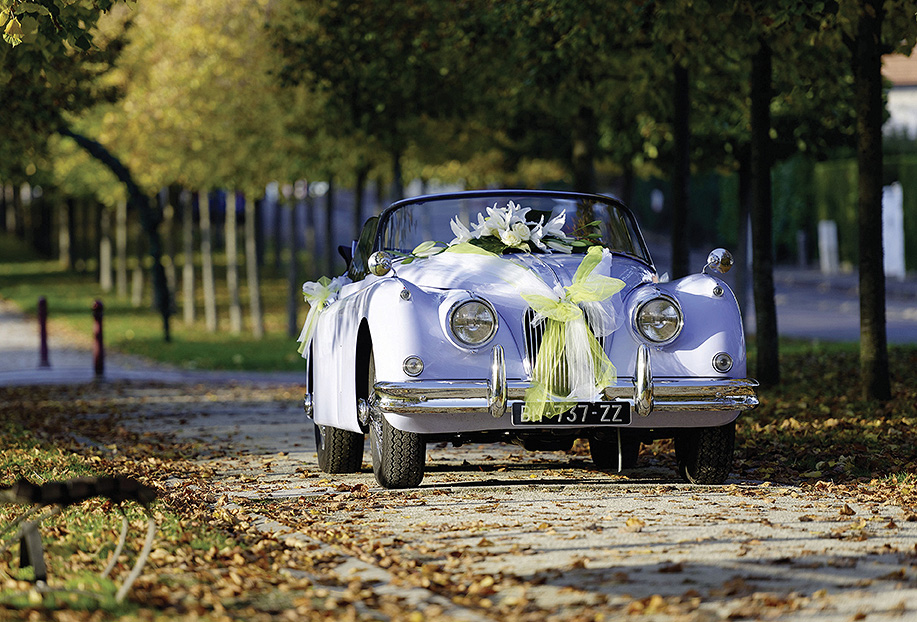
xmin=489 ymin=345 xmax=507 ymax=418
xmin=635 ymin=344 xmax=653 ymax=417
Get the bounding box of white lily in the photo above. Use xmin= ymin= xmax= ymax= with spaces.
xmin=449 ymin=217 xmax=475 ymax=245
xmin=542 ymin=210 xmax=572 ymax=242
xmin=504 ymin=201 xmax=531 ymax=227
xmin=472 ymin=211 xmax=498 ymax=238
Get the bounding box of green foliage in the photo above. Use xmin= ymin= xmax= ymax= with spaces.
xmin=0 ymin=0 xmax=128 ymax=180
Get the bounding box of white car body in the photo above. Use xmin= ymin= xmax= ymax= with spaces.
xmin=303 ymin=190 xmax=757 ymax=488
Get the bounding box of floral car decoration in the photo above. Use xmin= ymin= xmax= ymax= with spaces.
xmin=298 ymin=190 xmax=758 ymax=489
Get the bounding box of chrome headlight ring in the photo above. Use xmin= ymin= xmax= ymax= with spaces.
xmin=448 ymin=296 xmax=498 ymax=349
xmin=633 ymin=294 xmax=684 ymax=346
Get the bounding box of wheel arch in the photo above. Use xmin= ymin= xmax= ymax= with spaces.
xmin=355 ymin=319 xmax=373 ymax=403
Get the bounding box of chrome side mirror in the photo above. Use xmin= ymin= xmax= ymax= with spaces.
xmin=704 ymin=248 xmax=733 ymax=274
xmin=368 ymin=251 xmax=393 ymax=276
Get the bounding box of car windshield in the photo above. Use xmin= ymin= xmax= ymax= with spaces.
xmin=377 ymin=191 xmax=651 ymax=264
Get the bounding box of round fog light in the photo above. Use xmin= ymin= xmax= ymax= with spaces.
xmin=403 ymin=356 xmax=424 ymax=377
xmin=712 ymin=352 xmax=734 ymax=373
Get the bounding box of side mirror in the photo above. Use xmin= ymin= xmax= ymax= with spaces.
xmin=368 ymin=251 xmax=393 ymax=277
xmin=704 ymin=248 xmax=733 ymax=274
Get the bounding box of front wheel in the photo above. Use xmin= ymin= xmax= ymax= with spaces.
xmin=315 ymin=424 xmax=364 ymax=474
xmin=675 ymin=421 xmax=735 ymax=484
xmin=369 ymin=414 xmax=425 ymax=489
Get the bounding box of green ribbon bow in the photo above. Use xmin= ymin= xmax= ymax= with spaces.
xmin=519 ymin=246 xmax=625 ymax=422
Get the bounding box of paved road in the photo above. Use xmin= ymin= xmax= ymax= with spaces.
xmin=115 ymin=382 xmax=917 ymax=621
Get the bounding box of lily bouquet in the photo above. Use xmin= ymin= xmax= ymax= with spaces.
xmin=410 ymin=200 xmax=599 ymax=260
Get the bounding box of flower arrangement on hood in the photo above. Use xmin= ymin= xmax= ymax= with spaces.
xmin=406 ymin=200 xmax=601 ymax=261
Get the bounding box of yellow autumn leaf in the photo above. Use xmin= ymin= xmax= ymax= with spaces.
xmin=4 ymin=16 xmax=22 ymax=36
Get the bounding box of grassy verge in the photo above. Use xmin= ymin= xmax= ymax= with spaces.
xmin=0 ymin=232 xmax=308 ymax=372
xmin=0 ymin=384 xmax=342 ymax=620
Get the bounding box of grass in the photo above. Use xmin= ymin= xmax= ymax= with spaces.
xmin=0 ymin=232 xmax=310 ymax=372
xmin=0 ymin=384 xmax=332 ymax=620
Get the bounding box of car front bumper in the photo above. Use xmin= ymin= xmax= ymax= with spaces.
xmin=366 ymin=345 xmax=758 ymax=426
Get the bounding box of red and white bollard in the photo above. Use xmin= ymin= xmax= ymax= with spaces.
xmin=92 ymin=300 xmax=104 ymax=378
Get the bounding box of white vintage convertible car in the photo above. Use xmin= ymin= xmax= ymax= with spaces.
xmin=298 ymin=190 xmax=758 ymax=488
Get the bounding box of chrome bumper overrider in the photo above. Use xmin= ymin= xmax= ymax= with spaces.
xmin=371 ymin=344 xmax=758 ymax=420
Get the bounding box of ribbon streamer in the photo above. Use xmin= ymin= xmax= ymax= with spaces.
xmin=297 ymin=276 xmax=348 ymax=359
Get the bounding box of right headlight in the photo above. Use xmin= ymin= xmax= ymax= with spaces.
xmin=449 ymin=299 xmax=498 ymax=347
xmin=635 ymin=295 xmax=683 ymax=344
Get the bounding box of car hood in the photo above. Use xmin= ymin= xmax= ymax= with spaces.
xmin=393 ymin=251 xmax=655 ymax=302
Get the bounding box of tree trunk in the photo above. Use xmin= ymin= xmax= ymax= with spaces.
xmin=304 ymin=191 xmax=317 ymax=281
xmin=621 ymin=161 xmax=635 ymax=208
xmin=58 ymin=200 xmax=72 ymax=270
xmin=181 ymin=190 xmax=195 ymax=324
xmin=0 ymin=183 xmax=6 ymax=233
xmin=736 ymin=148 xmax=752 ymax=325
xmin=751 ymin=38 xmax=779 ymax=387
xmin=244 ymin=192 xmax=264 ymax=339
xmin=571 ymin=105 xmax=597 ymax=194
xmin=116 ymin=200 xmax=128 ymax=298
xmin=287 ymin=196 xmax=300 ymax=338
xmin=355 ymin=163 xmax=369 ymax=238
xmin=273 ymin=188 xmax=284 ymax=273
xmin=34 ymin=191 xmax=52 ymax=257
xmin=226 ymin=191 xmax=243 ymax=334
xmin=159 ymin=188 xmax=177 ymax=294
xmin=391 ymin=151 xmax=404 ymax=202
xmin=671 ymin=62 xmax=691 ymax=279
xmin=854 ymin=0 xmax=891 ymax=400
xmin=324 ymin=177 xmax=335 ymax=276
xmin=199 ymin=191 xmax=218 ymax=333
xmin=3 ymin=184 xmax=14 ymax=234
xmin=9 ymin=185 xmax=21 ymax=238
xmin=99 ymin=205 xmax=113 ymax=292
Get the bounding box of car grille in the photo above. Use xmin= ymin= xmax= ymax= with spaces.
xmin=522 ymin=307 xmax=607 ymax=389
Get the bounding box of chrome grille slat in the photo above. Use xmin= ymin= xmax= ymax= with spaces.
xmin=523 ymin=307 xmax=606 ymax=388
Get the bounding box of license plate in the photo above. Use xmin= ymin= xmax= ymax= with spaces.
xmin=511 ymin=402 xmax=631 ymax=425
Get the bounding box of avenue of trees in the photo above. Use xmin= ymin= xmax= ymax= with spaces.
xmin=2 ymin=0 xmax=916 ymax=400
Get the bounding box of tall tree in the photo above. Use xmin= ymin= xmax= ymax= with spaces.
xmin=750 ymin=38 xmax=779 ymax=387
xmin=851 ymin=0 xmax=889 ymax=399
xmin=831 ymin=0 xmax=916 ymax=399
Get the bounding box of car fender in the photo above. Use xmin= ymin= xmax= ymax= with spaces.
xmin=610 ymin=274 xmax=746 ymax=378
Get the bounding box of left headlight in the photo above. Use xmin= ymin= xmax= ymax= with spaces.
xmin=449 ymin=299 xmax=498 ymax=347
xmin=635 ymin=295 xmax=683 ymax=344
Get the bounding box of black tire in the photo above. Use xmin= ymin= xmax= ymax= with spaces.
xmin=315 ymin=424 xmax=364 ymax=473
xmin=369 ymin=414 xmax=426 ymax=489
xmin=675 ymin=421 xmax=735 ymax=484
xmin=590 ymin=434 xmax=640 ymax=470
